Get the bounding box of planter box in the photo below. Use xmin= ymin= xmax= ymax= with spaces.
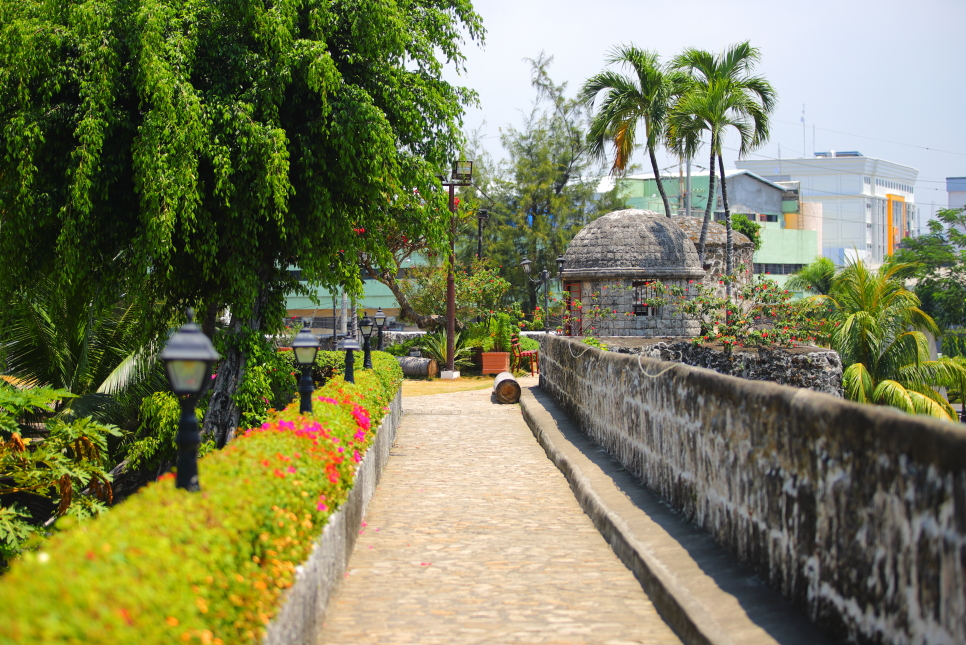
xmin=481 ymin=351 xmax=510 ymax=375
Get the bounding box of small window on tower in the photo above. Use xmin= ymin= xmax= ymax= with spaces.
xmin=632 ymin=281 xmax=655 ymax=316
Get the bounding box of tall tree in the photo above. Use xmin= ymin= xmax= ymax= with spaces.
xmin=892 ymin=207 xmax=966 ymax=352
xmin=669 ymin=42 xmax=776 ymax=271
xmin=580 ymin=45 xmax=685 ymax=217
xmin=0 ymin=0 xmax=483 ymax=444
xmin=460 ymin=55 xmax=622 ymax=313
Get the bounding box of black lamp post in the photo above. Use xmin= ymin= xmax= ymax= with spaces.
xmin=439 ymin=160 xmax=473 ymax=378
xmin=374 ymin=308 xmax=387 ymax=350
xmin=476 ymin=208 xmax=489 ymax=259
xmin=291 ymin=320 xmax=320 ymax=414
xmin=360 ymin=316 xmax=374 ymax=369
xmin=337 ymin=336 xmax=361 ymax=383
xmin=160 ymin=309 xmax=221 ymax=492
xmin=522 ymin=256 xmax=565 ymax=329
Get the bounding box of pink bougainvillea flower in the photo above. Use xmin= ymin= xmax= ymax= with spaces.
xmin=353 ymin=450 xmax=362 ymax=463
xmin=287 ymin=466 xmax=297 ymax=474
xmin=316 ymin=502 xmax=329 ymax=512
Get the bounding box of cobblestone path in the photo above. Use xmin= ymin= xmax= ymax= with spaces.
xmin=317 ymin=380 xmax=683 ymax=645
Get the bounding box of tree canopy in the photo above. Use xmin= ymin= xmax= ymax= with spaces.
xmin=0 ymin=0 xmax=483 ymax=333
xmin=1 ymin=0 xmax=484 ymax=442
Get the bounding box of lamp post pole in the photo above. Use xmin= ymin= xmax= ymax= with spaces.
xmin=446 ymin=182 xmax=456 ymax=375
xmin=439 ymin=160 xmax=473 ymax=380
xmin=374 ymin=308 xmax=386 ymax=351
xmin=337 ymin=337 xmax=361 ymax=384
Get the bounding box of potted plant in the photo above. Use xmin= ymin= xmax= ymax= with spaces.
xmin=482 ymin=313 xmax=514 ymax=375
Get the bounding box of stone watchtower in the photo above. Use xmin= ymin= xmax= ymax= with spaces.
xmin=559 ymin=209 xmax=704 ymax=337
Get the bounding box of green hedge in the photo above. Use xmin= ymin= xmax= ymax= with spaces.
xmin=0 ymin=354 xmax=402 ymax=644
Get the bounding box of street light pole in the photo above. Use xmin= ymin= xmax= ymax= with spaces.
xmin=446 ymin=181 xmax=456 ymax=376
xmin=476 ymin=208 xmax=488 ymax=259
xmin=440 ymin=160 xmax=473 ymax=380
xmin=522 ymin=256 xmax=566 ymax=331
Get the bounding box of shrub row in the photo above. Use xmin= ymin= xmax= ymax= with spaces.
xmin=0 ymin=353 xmax=402 ymax=644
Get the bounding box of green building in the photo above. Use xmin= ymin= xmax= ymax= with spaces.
xmin=612 ymin=170 xmax=823 ymax=297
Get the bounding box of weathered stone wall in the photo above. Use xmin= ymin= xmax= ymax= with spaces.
xmin=610 ymin=339 xmax=843 ymax=397
xmin=539 ymin=335 xmax=966 ymax=645
xmin=575 ymin=279 xmax=700 ymax=337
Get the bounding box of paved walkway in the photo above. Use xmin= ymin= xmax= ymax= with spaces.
xmin=317 ymin=378 xmax=683 ymax=645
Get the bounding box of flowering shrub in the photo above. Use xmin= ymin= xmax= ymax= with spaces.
xmin=556 ymin=284 xmax=633 ymax=338
xmin=0 ymin=360 xmax=402 ymax=644
xmin=642 ymin=272 xmax=825 ymax=355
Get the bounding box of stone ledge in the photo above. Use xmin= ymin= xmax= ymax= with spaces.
xmin=263 ymin=390 xmax=402 ymax=645
xmin=519 ymin=386 xmax=831 ymax=645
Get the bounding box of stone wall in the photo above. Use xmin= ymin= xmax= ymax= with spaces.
xmin=574 ymin=279 xmax=700 ymax=337
xmin=539 ymin=335 xmax=966 ymax=645
xmin=609 ymin=338 xmax=843 ymax=397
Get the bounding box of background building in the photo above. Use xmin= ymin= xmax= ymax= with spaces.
xmin=736 ymin=152 xmax=918 ymax=266
xmin=948 ymin=177 xmax=966 ymax=210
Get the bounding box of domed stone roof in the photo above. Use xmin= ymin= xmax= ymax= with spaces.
xmin=674 ymin=216 xmax=753 ymax=248
xmin=561 ymin=209 xmax=705 ymax=280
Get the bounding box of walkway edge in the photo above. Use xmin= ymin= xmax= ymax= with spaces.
xmin=520 ymin=386 xmax=832 ymax=645
xmin=519 ymin=387 xmax=725 ymax=645
xmin=263 ymin=389 xmax=403 ymax=645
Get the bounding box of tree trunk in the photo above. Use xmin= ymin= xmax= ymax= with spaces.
xmin=718 ymin=154 xmax=733 ymax=297
xmin=649 ymin=145 xmax=672 ymax=218
xmin=697 ymin=137 xmax=717 ymax=265
xmin=202 ymin=291 xmax=267 ymax=447
xmin=361 ymin=263 xmax=452 ymax=332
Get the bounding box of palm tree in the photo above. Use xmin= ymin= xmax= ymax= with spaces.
xmin=823 ymin=260 xmax=966 ymax=421
xmin=579 ymin=46 xmax=686 ymax=217
xmin=669 ymin=42 xmax=776 ymax=270
xmin=1 ymin=276 xmax=164 ymax=430
xmin=786 ymin=257 xmax=837 ymax=295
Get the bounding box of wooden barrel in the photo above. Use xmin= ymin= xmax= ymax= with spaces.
xmin=397 ymin=356 xmax=438 ymax=378
xmin=493 ymin=371 xmax=521 ymax=404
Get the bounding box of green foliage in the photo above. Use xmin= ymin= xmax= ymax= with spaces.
xmin=0 ymin=386 xmax=121 ymax=568
xmin=398 ymin=258 xmax=511 ymax=327
xmin=580 ymin=45 xmax=690 ymax=217
xmin=491 ymin=313 xmax=516 ymax=353
xmin=557 ymin=284 xmax=633 ymax=338
xmin=731 ymin=214 xmax=763 ymax=251
xmin=234 ymin=347 xmax=298 ymax=430
xmin=644 ymin=273 xmax=813 ymax=355
xmin=786 ymin=257 xmax=837 ymax=296
xmin=417 ymin=331 xmax=474 ymax=369
xmin=0 ymin=0 xmax=483 ymax=445
xmin=582 ymin=337 xmax=608 ymax=351
xmin=821 ymin=259 xmax=966 ymax=421
xmin=892 ymin=207 xmax=966 ymax=332
xmin=0 ymin=277 xmax=167 ymax=433
xmin=0 ymin=368 xmax=401 ymax=642
xmin=457 ymin=55 xmax=624 ymax=311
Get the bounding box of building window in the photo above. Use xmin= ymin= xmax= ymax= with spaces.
xmin=632 ymin=281 xmax=655 ymax=316
xmin=762 ymin=214 xmax=779 ymax=222
xmin=754 ymin=263 xmax=806 ymax=275
xmin=289 ymin=269 xmax=303 ymax=281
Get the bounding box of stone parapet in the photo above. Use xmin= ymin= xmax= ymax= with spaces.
xmin=539 ymin=335 xmax=966 ymax=645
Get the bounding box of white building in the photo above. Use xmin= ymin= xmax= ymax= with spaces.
xmin=736 ymin=152 xmax=918 ymax=265
xmin=947 ymin=177 xmax=966 ymax=210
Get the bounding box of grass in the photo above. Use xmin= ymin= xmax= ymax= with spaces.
xmin=401 ymin=375 xmax=495 ymax=398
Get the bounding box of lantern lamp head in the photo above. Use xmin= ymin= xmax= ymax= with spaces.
xmin=477 ymin=208 xmax=489 ymax=222
xmin=161 ymin=309 xmax=221 ymax=395
xmin=337 ymin=337 xmax=361 ymax=352
xmin=556 ymin=256 xmax=566 ymax=273
xmin=520 ymin=256 xmax=532 ymax=275
xmin=291 ymin=320 xmax=320 ymax=367
xmin=360 ymin=316 xmax=374 ymax=338
xmin=374 ymin=308 xmax=387 ymax=328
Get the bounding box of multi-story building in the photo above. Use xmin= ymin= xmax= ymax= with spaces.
xmin=736 ymin=152 xmax=918 ymax=266
xmin=948 ymin=177 xmax=966 ymax=210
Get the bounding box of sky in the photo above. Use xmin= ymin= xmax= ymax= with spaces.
xmin=442 ymin=0 xmax=966 ymax=229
